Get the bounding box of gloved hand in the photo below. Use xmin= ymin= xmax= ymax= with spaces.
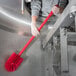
xmin=52 ymin=5 xmax=60 ymax=15
xmin=52 ymin=5 xmax=64 ymax=15
xmin=31 ymin=22 xmax=40 ymax=36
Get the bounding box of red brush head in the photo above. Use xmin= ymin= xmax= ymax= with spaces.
xmin=5 ymin=52 xmax=23 ymax=72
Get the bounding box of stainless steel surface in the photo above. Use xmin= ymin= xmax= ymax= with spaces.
xmin=0 ymin=0 xmax=31 ymax=36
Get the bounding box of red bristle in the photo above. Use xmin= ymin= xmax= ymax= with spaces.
xmin=5 ymin=53 xmax=23 ymax=72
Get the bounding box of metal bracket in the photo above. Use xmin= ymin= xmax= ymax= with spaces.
xmin=70 ymin=5 xmax=76 ymax=18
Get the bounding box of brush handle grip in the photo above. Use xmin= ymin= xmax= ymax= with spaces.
xmin=18 ymin=11 xmax=53 ymax=56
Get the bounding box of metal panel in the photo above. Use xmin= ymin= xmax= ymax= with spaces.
xmin=0 ymin=0 xmax=31 ymax=36
xmin=67 ymin=32 xmax=76 ymax=42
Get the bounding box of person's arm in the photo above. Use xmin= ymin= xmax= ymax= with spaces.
xmin=32 ymin=16 xmax=38 ymax=24
xmin=31 ymin=16 xmax=40 ymax=36
xmin=31 ymin=0 xmax=41 ymax=36
xmin=58 ymin=0 xmax=68 ymax=13
xmin=31 ymin=0 xmax=41 ymax=17
xmin=59 ymin=0 xmax=68 ymax=8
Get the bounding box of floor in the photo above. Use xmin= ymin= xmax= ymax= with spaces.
xmin=0 ymin=28 xmax=53 ymax=76
xmin=0 ymin=28 xmax=76 ymax=76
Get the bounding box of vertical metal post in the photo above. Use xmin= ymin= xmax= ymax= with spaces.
xmin=21 ymin=0 xmax=24 ymax=14
xmin=53 ymin=36 xmax=61 ymax=76
xmin=60 ymin=28 xmax=69 ymax=72
xmin=75 ymin=16 xmax=76 ymax=32
xmin=53 ymin=36 xmax=58 ymax=66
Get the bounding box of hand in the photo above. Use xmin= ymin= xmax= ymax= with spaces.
xmin=52 ymin=5 xmax=64 ymax=15
xmin=31 ymin=22 xmax=40 ymax=36
xmin=52 ymin=5 xmax=60 ymax=15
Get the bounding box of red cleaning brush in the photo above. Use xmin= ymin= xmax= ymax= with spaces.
xmin=5 ymin=11 xmax=54 ymax=72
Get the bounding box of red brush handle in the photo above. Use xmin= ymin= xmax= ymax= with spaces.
xmin=18 ymin=11 xmax=53 ymax=56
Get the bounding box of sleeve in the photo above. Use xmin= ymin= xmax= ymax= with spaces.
xmin=59 ymin=0 xmax=68 ymax=8
xmin=31 ymin=0 xmax=41 ymax=16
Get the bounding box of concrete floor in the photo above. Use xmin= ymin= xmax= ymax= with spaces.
xmin=0 ymin=28 xmax=54 ymax=76
xmin=0 ymin=28 xmax=76 ymax=76
xmin=0 ymin=28 xmax=40 ymax=76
